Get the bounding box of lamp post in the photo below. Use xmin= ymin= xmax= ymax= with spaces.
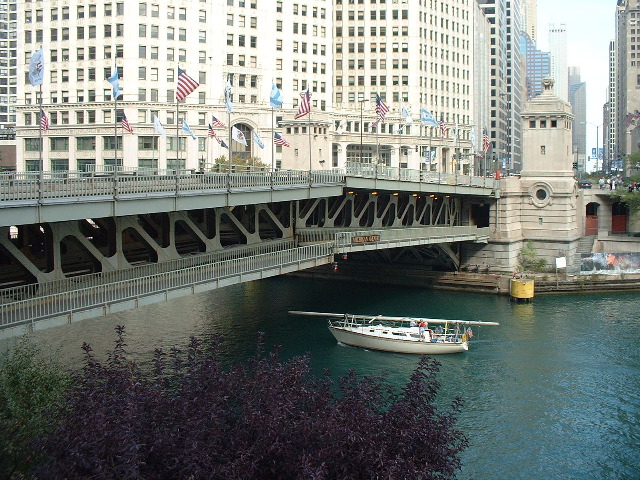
xmin=582 ymin=122 xmax=602 ymax=173
xmin=359 ymin=97 xmax=368 ymax=166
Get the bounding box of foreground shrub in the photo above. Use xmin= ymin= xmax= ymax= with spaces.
xmin=0 ymin=337 xmax=70 ymax=479
xmin=35 ymin=326 xmax=467 ymax=479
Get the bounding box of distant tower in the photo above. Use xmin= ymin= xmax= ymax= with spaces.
xmin=568 ymin=67 xmax=587 ymax=169
xmin=520 ymin=32 xmax=551 ymax=100
xmin=522 ymin=0 xmax=538 ymax=44
xmin=548 ymin=24 xmax=568 ymax=102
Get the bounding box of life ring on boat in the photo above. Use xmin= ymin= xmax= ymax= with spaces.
xmin=461 ymin=333 xmax=468 ymax=342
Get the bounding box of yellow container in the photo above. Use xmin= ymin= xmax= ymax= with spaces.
xmin=510 ymin=278 xmax=534 ymax=301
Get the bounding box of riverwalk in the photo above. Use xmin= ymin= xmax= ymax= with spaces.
xmin=292 ymin=263 xmax=640 ymax=295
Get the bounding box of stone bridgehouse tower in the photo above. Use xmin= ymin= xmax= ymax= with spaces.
xmin=463 ymin=78 xmax=582 ymax=273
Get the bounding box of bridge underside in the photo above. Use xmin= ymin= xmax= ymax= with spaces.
xmin=0 ymin=190 xmax=489 ymax=288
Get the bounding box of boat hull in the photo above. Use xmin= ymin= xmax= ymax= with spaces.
xmin=329 ymin=326 xmax=468 ymax=354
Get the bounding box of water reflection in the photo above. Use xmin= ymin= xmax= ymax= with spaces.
xmin=2 ymin=277 xmax=639 ymax=479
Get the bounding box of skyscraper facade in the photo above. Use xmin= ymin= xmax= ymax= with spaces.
xmin=15 ymin=0 xmax=494 ymax=175
xmin=615 ymin=0 xmax=640 ymax=174
xmin=568 ymin=66 xmax=586 ymax=165
xmin=548 ymin=23 xmax=568 ymax=102
xmin=607 ymin=39 xmax=617 ymax=172
xmin=522 ymin=0 xmax=537 ymax=44
xmin=477 ymin=0 xmax=523 ymax=172
xmin=0 ymin=0 xmax=17 ymax=129
xmin=520 ymin=32 xmax=551 ymax=100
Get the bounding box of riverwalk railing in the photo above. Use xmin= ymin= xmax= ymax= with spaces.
xmin=0 ymin=242 xmax=333 ymax=331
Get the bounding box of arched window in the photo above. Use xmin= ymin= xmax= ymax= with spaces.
xmin=231 ymin=122 xmax=252 ymax=160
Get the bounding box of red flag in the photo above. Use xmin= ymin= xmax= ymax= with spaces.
xmin=40 ymin=108 xmax=49 ymax=131
xmin=274 ymin=132 xmax=290 ymax=147
xmin=375 ymin=94 xmax=389 ymax=122
xmin=294 ymin=90 xmax=311 ymax=119
xmin=482 ymin=128 xmax=491 ymax=153
xmin=122 ymin=113 xmax=133 ymax=134
xmin=176 ymin=67 xmax=199 ymax=102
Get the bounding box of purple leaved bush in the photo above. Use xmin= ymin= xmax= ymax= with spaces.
xmin=35 ymin=327 xmax=467 ymax=479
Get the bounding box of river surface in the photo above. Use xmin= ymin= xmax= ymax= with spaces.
xmin=6 ymin=277 xmax=640 ymax=479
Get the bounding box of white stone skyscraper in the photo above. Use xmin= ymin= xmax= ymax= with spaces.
xmin=15 ymin=0 xmax=487 ymax=175
xmin=548 ymin=24 xmax=568 ymax=102
xmin=522 ymin=0 xmax=537 ymax=44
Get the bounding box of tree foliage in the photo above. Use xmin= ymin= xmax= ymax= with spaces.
xmin=610 ymin=189 xmax=640 ymax=215
xmin=517 ymin=240 xmax=548 ymax=273
xmin=0 ymin=337 xmax=70 ymax=479
xmin=34 ymin=327 xmax=467 ymax=480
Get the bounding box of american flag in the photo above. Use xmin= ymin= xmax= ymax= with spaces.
xmin=371 ymin=118 xmax=379 ymax=129
xmin=176 ymin=67 xmax=199 ymax=102
xmin=274 ymin=132 xmax=290 ymax=147
xmin=208 ymin=124 xmax=218 ymax=138
xmin=211 ymin=115 xmax=225 ymax=127
xmin=40 ymin=108 xmax=49 ymax=131
xmin=439 ymin=117 xmax=448 ymax=137
xmin=294 ymin=90 xmax=311 ymax=119
xmin=482 ymin=128 xmax=491 ymax=153
xmin=121 ymin=113 xmax=133 ymax=134
xmin=375 ymin=94 xmax=389 ymax=122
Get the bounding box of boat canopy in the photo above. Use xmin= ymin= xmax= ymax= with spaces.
xmin=288 ymin=311 xmax=499 ymax=327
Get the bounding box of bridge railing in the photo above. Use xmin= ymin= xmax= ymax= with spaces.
xmin=0 ymin=240 xmax=297 ymax=303
xmin=0 ymin=242 xmax=333 ymax=329
xmin=344 ymin=162 xmax=495 ymax=188
xmin=296 ymin=225 xmax=490 ymax=249
xmin=0 ymin=170 xmax=346 ymax=203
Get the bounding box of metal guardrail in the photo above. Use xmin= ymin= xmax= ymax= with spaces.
xmin=0 ymin=166 xmax=495 ymax=205
xmin=296 ymin=226 xmax=490 ymax=249
xmin=0 ymin=242 xmax=333 ymax=329
xmin=344 ymin=161 xmax=496 ymax=188
xmin=0 ymin=170 xmax=346 ymax=203
xmin=0 ymin=240 xmax=296 ymax=302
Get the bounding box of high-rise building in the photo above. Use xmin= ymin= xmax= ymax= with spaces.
xmin=0 ymin=0 xmax=17 ymax=128
xmin=15 ymin=1 xmax=490 ymax=175
xmin=615 ymin=0 xmax=640 ymax=175
xmin=520 ymin=32 xmax=551 ymax=100
xmin=522 ymin=0 xmax=537 ymax=44
xmin=477 ymin=0 xmax=524 ymax=172
xmin=607 ymin=39 xmax=617 ymax=173
xmin=548 ymin=23 xmax=568 ymax=102
xmin=568 ymin=66 xmax=586 ymax=167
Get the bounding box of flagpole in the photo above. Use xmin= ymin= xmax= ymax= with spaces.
xmin=228 ymin=111 xmax=232 ymax=174
xmin=38 ymin=84 xmax=43 ymax=196
xmin=398 ymin=120 xmax=402 ymax=181
xmin=375 ymin=125 xmax=379 ymax=180
xmin=176 ymin=100 xmax=180 ymax=173
xmin=271 ymin=107 xmax=275 ymax=173
xmin=113 ymin=89 xmax=117 ymax=173
xmin=38 ymin=85 xmax=43 ymax=171
xmin=429 ymin=127 xmax=432 ymax=181
xmin=307 ymin=106 xmax=312 ymax=177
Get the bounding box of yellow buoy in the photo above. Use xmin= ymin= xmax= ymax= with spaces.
xmin=510 ymin=278 xmax=534 ymax=302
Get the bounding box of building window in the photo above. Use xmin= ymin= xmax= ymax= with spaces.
xmin=50 ymin=137 xmax=69 ymax=152
xmin=77 ymin=137 xmax=96 ymax=150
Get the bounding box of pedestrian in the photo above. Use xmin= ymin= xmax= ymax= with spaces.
xmin=418 ymin=321 xmax=426 ymax=341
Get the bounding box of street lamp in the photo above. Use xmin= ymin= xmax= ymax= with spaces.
xmin=582 ymin=122 xmax=602 ymax=173
xmin=359 ymin=97 xmax=368 ymax=165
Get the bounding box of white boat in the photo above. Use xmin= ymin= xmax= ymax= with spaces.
xmin=289 ymin=311 xmax=499 ymax=355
